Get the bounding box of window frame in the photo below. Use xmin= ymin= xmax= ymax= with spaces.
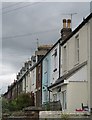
xmin=75 ymin=34 xmax=79 ymax=65
xmin=63 ymin=44 xmax=67 ymax=72
xmin=62 ymin=90 xmax=67 ymax=110
xmin=53 ymin=48 xmax=57 ymax=72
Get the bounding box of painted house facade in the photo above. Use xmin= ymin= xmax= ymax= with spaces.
xmin=22 ymin=61 xmax=32 ymax=93
xmin=50 ymin=43 xmax=62 ymax=103
xmin=49 ymin=13 xmax=92 ymax=113
xmin=31 ymin=45 xmax=52 ymax=105
xmin=51 ymin=43 xmax=60 ymax=85
xmin=61 ymin=15 xmax=92 ymax=113
xmin=42 ymin=52 xmax=51 ymax=103
xmin=61 ymin=20 xmax=88 ymax=113
xmin=42 ymin=42 xmax=61 ymax=104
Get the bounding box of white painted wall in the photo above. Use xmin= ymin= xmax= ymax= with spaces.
xmin=51 ymin=64 xmax=88 ymax=113
xmin=62 ymin=23 xmax=88 ymax=75
xmin=22 ymin=72 xmax=31 ymax=93
xmin=52 ymin=81 xmax=88 ymax=113
xmin=51 ymin=44 xmax=59 ymax=84
xmin=31 ymin=68 xmax=36 ymax=93
xmin=89 ymin=17 xmax=92 ymax=110
xmin=26 ymin=72 xmax=31 ymax=93
xmin=61 ymin=17 xmax=92 ymax=112
xmin=67 ymin=81 xmax=88 ymax=113
xmin=68 ymin=65 xmax=87 ymax=82
xmin=22 ymin=77 xmax=26 ymax=92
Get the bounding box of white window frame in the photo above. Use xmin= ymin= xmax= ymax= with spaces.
xmin=75 ymin=34 xmax=79 ymax=64
xmin=63 ymin=44 xmax=67 ymax=71
xmin=62 ymin=90 xmax=67 ymax=110
xmin=53 ymin=48 xmax=57 ymax=72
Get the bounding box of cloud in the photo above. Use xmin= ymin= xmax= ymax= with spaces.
xmin=2 ymin=2 xmax=90 ymax=93
xmin=0 ymin=73 xmax=16 ymax=94
xmin=0 ymin=63 xmax=16 ymax=94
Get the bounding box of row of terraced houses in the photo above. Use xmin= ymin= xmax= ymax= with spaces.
xmin=3 ymin=12 xmax=92 ymax=113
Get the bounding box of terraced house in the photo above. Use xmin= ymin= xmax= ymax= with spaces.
xmin=3 ymin=12 xmax=92 ymax=113
xmin=42 ymin=42 xmax=60 ymax=104
xmin=49 ymin=13 xmax=92 ymax=113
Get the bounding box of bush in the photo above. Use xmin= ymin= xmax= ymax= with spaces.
xmin=2 ymin=93 xmax=34 ymax=112
xmin=8 ymin=100 xmax=18 ymax=111
xmin=2 ymin=98 xmax=9 ymax=113
xmin=15 ymin=93 xmax=34 ymax=110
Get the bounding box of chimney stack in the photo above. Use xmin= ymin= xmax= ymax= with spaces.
xmin=61 ymin=19 xmax=72 ymax=41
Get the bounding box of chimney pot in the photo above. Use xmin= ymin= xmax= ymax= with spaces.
xmin=67 ymin=19 xmax=71 ymax=28
xmin=63 ymin=19 xmax=66 ymax=28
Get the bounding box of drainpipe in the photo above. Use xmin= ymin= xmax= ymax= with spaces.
xmin=59 ymin=41 xmax=61 ymax=78
xmin=41 ymin=62 xmax=42 ymax=106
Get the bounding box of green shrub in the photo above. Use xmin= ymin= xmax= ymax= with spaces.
xmin=2 ymin=98 xmax=9 ymax=113
xmin=15 ymin=93 xmax=33 ymax=110
xmin=2 ymin=93 xmax=34 ymax=112
xmin=8 ymin=100 xmax=17 ymax=111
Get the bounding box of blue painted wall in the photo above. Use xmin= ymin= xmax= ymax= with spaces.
xmin=42 ymin=52 xmax=51 ymax=104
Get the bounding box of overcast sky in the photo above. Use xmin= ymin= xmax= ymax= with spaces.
xmin=1 ymin=2 xmax=91 ymax=94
